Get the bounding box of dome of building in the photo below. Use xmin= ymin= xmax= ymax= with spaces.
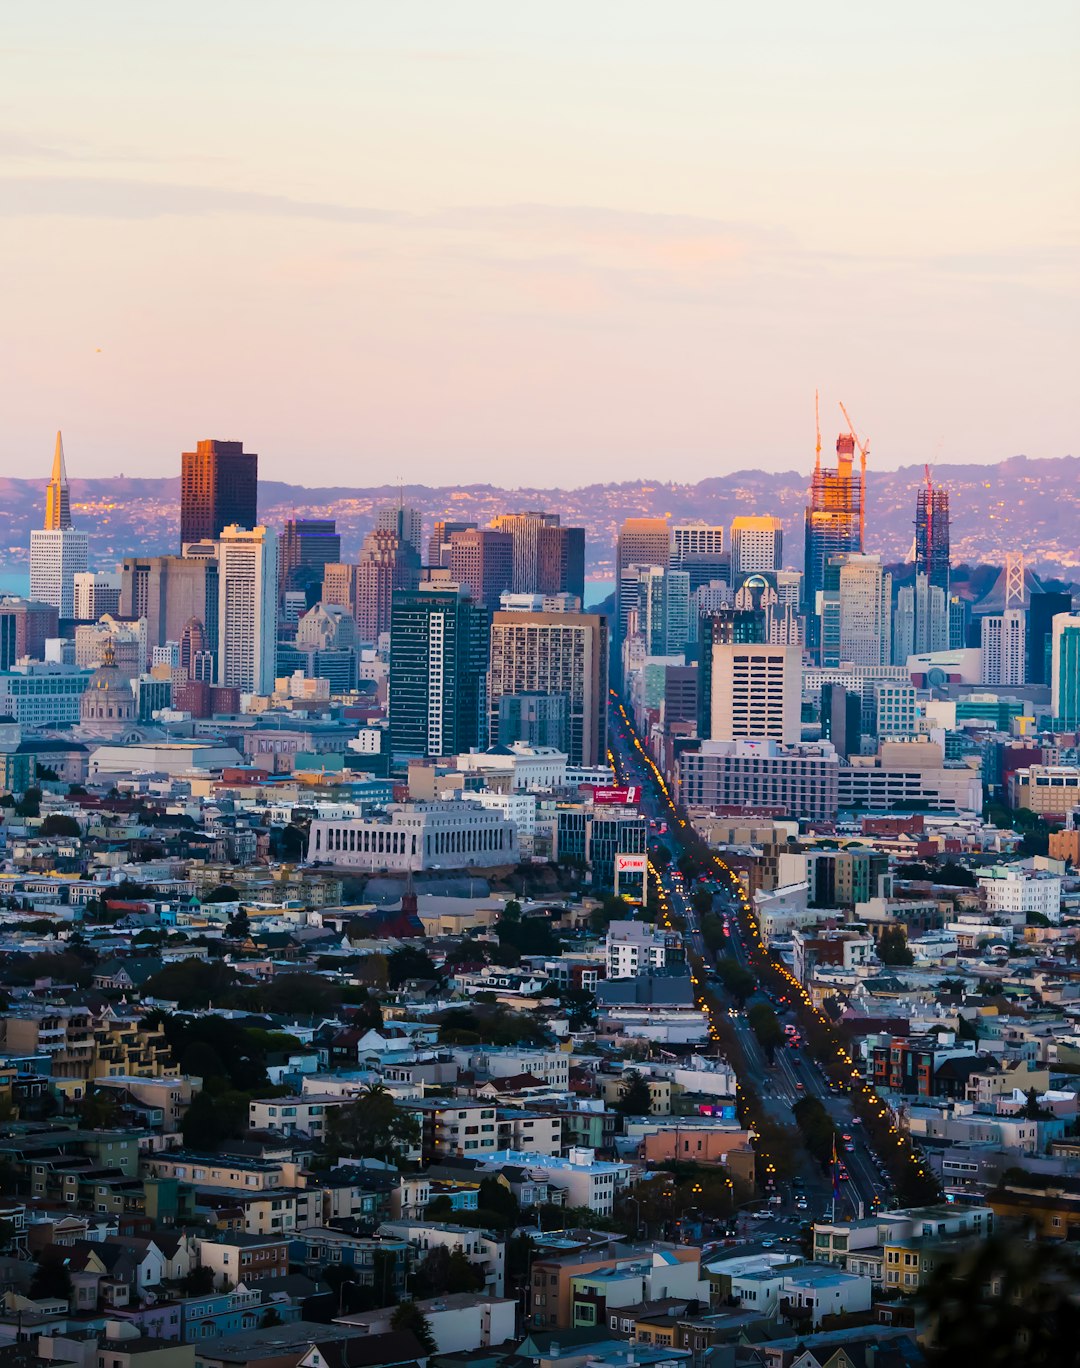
xmin=80 ymin=641 xmax=136 ymax=729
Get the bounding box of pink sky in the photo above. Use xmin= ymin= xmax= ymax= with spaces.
xmin=1 ymin=2 xmax=1076 ymax=486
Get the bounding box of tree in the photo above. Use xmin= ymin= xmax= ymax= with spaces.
xmin=323 ymin=1084 xmax=420 ymax=1164
xmin=181 ymin=1089 xmax=252 ymax=1148
xmin=919 ymin=1234 xmax=1080 ymax=1367
xmin=390 ymin=1301 xmax=437 ymax=1356
xmin=747 ymin=1002 xmax=784 ymax=1061
xmin=30 ymin=1248 xmax=72 ymax=1303
xmin=41 ymin=813 xmax=80 ymax=838
xmin=877 ymin=926 xmax=915 ymax=966
xmin=226 ymin=909 xmax=250 ymax=939
xmin=711 ymin=957 xmax=756 ymax=1007
xmin=387 ymin=945 xmax=437 ymax=989
xmin=78 ymin=1084 xmax=122 ymax=1130
xmin=614 ymin=1069 xmax=653 ymax=1117
xmin=203 ymin=884 xmax=241 ymax=903
xmin=260 ymin=1308 xmax=282 ymax=1328
xmin=446 ymin=1248 xmax=484 ymax=1294
xmin=15 ymin=787 xmax=42 ymax=818
xmin=142 ymin=958 xmax=238 ymax=1008
xmin=179 ymin=1265 xmax=216 ymax=1295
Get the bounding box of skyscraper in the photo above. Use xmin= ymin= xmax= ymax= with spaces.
xmin=354 ymin=528 xmax=421 ymax=641
xmin=821 ymin=682 xmax=862 ymax=760
xmin=119 ymin=553 xmax=219 ymax=665
xmin=1028 ymin=591 xmax=1073 ymax=686
xmin=321 ymin=563 xmax=359 ymax=617
xmin=615 ymin=518 xmax=670 ymax=678
xmin=981 ymin=609 xmax=1026 ymax=686
xmin=217 ymin=525 xmax=278 ymax=695
xmin=488 ymin=609 xmax=609 ymax=766
xmin=44 ymin=431 xmax=71 ymax=530
xmin=670 ymin=522 xmax=728 ymax=594
xmin=627 ymin=565 xmax=691 ymax=658
xmin=73 ymin=572 xmax=121 ymax=621
xmin=914 ymin=476 xmax=950 ymax=593
xmin=389 ymin=587 xmax=489 ymax=759
xmin=0 ymin=597 xmax=58 ymax=669
xmin=376 ymin=503 xmax=424 ymax=560
xmin=428 ymin=520 xmax=477 ymax=568
xmin=30 ymin=432 xmax=88 ymax=620
xmin=180 ymin=439 xmax=258 ymax=546
xmin=697 ymin=609 xmax=766 ymax=740
xmin=278 ymin=520 xmax=341 ymax=598
xmin=838 ymin=555 xmax=891 ymax=667
xmin=893 ymin=572 xmax=947 ymax=663
xmin=1052 ymin=614 xmax=1080 ymax=728
xmin=803 ymin=432 xmax=864 ymax=653
xmin=448 ymin=528 xmax=514 ymax=612
xmin=730 ymin=515 xmax=783 ymax=578
xmin=536 ymin=525 xmax=586 ymax=602
xmin=490 ymin=511 xmax=561 ymax=592
xmin=706 ymin=641 xmax=802 ymax=745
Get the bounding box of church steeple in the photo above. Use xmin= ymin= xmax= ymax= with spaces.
xmin=44 ymin=431 xmax=72 ymax=530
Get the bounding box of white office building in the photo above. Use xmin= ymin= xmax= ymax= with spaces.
xmin=977 ymin=865 xmax=1061 ymax=924
xmin=981 ymin=609 xmax=1026 ymax=686
xmin=838 ymin=555 xmax=892 ymax=667
xmin=30 ymin=530 xmax=88 ymax=621
xmin=605 ymin=920 xmax=681 ymax=979
xmin=217 ymin=524 xmax=278 ymax=695
xmin=708 ymin=642 xmax=801 ymax=744
xmin=730 ymin=515 xmax=783 ymax=576
xmin=308 ymin=800 xmax=518 ymax=871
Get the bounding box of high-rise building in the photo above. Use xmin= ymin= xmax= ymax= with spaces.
xmin=389 ymin=587 xmax=489 ymax=760
xmin=488 ymin=609 xmax=609 ymax=766
xmin=30 ymin=433 xmax=88 ymax=620
xmin=669 ymin=523 xmax=728 ymax=594
xmin=497 ymin=692 xmax=570 ymax=753
xmin=217 ymin=525 xmax=278 ymax=695
xmin=615 ymin=519 xmax=671 ymax=675
xmin=0 ymin=598 xmax=58 ymax=669
xmin=180 ymin=439 xmax=258 ymax=546
xmin=376 ymin=503 xmax=424 ymax=560
xmin=730 ymin=515 xmax=783 ymax=577
xmin=804 ymin=432 xmax=864 ymax=652
xmin=536 ymin=525 xmax=586 ymax=602
xmin=893 ymin=572 xmax=947 ymax=664
xmin=428 ymin=520 xmax=477 ymax=569
xmin=820 ymin=682 xmax=862 ymax=759
xmin=278 ymin=520 xmax=341 ymax=598
xmin=949 ymin=594 xmax=970 ymax=651
xmin=448 ymin=529 xmax=514 ymax=612
xmin=490 ymin=511 xmax=561 ymax=593
xmin=73 ymin=571 xmax=122 ymax=622
xmin=119 ymin=553 xmax=219 ymax=665
xmin=180 ymin=618 xmax=214 ymax=683
xmin=625 ymin=565 xmax=692 ymax=659
xmin=697 ymin=609 xmax=766 ymax=739
xmin=354 ymin=529 xmax=421 ymax=641
xmin=1028 ymin=591 xmax=1073 ymax=686
xmin=838 ymin=555 xmax=891 ymax=668
xmin=321 ymin=563 xmax=359 ymax=618
xmin=44 ymin=431 xmax=72 ymax=531
xmin=1052 ymin=614 xmax=1080 ymax=728
xmin=914 ymin=477 xmax=950 ymax=593
xmin=981 ymin=609 xmax=1026 ymax=686
xmin=705 ymin=642 xmax=802 ymax=745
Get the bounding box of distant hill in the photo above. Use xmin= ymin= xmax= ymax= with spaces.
xmin=1 ymin=453 xmax=1077 ymax=578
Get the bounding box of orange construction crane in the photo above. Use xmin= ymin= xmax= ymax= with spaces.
xmin=814 ymin=389 xmax=821 ymax=470
xmin=838 ymin=401 xmax=869 ymax=550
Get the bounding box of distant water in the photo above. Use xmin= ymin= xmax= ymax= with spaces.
xmin=585 ymin=578 xmax=613 ymax=609
xmin=0 ymin=571 xmax=30 ymax=597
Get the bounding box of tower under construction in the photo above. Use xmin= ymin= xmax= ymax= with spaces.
xmin=803 ymin=427 xmax=865 ymax=653
xmin=915 ymin=473 xmax=950 ymax=593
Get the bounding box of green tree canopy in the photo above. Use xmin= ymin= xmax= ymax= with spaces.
xmin=323 ymin=1083 xmax=420 ymax=1164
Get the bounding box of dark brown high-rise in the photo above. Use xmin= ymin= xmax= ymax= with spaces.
xmin=180 ymin=439 xmax=258 ymax=547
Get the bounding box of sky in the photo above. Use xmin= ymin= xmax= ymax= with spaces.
xmin=1 ymin=2 xmax=1076 ymax=487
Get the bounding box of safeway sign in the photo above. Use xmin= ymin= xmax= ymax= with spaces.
xmin=615 ymin=853 xmax=648 ymax=873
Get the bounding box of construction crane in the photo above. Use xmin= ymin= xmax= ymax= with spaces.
xmin=838 ymin=401 xmax=869 ymax=550
xmin=814 ymin=389 xmax=821 ymax=470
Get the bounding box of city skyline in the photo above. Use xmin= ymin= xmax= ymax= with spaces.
xmin=2 ymin=3 xmax=1076 ymax=484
